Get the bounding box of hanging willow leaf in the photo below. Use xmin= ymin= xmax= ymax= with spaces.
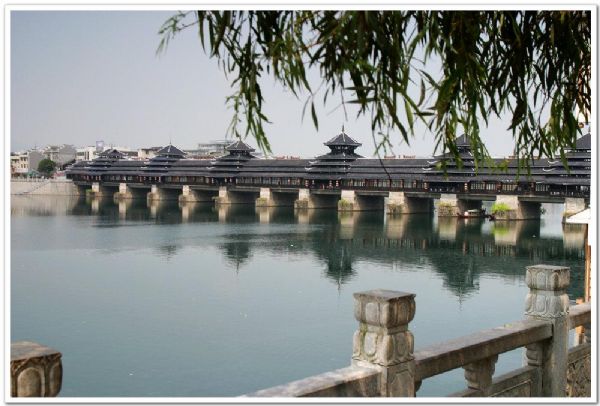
xmin=157 ymin=10 xmax=590 ymax=172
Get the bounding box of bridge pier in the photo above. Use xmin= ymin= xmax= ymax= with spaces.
xmin=294 ymin=188 xmax=339 ymax=209
xmin=215 ymin=186 xmax=258 ymax=205
xmin=563 ymin=198 xmax=586 ymax=221
xmin=86 ymin=182 xmax=112 ymax=198
xmin=437 ymin=194 xmax=482 ymax=217
xmin=385 ymin=192 xmax=433 ymax=215
xmin=256 ymin=188 xmax=296 ymax=207
xmin=147 ymin=185 xmax=179 ymax=201
xmin=114 ymin=183 xmax=146 ymax=200
xmin=338 ymin=190 xmax=384 ymax=212
xmin=493 ymin=195 xmax=541 ymax=221
xmin=178 ymin=185 xmax=215 ymax=203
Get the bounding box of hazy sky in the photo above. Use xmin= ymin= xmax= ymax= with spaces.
xmin=11 ymin=10 xmax=521 ymax=158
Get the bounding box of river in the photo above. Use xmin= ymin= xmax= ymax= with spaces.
xmin=10 ymin=195 xmax=585 ymax=397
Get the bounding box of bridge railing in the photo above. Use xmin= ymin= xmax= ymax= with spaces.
xmin=245 ymin=264 xmax=591 ymax=398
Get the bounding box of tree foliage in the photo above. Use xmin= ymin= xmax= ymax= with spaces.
xmin=38 ymin=158 xmax=56 ymax=176
xmin=158 ymin=10 xmax=591 ymax=170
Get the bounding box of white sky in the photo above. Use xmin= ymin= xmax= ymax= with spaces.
xmin=10 ymin=10 xmax=543 ymax=158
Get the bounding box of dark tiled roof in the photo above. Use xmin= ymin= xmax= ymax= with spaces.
xmin=455 ymin=134 xmax=470 ymax=147
xmin=99 ymin=148 xmax=124 ymax=158
xmin=226 ymin=140 xmax=255 ymax=152
xmin=157 ymin=145 xmax=186 ymax=157
xmin=324 ymin=131 xmax=362 ymax=147
xmin=575 ymin=133 xmax=591 ymax=150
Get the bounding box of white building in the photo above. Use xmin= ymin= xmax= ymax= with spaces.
xmin=11 ymin=150 xmax=44 ymax=176
xmin=76 ymin=146 xmax=99 ymax=162
xmin=137 ymin=147 xmax=162 ymax=160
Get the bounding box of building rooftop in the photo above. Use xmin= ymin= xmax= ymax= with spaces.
xmin=225 ymin=140 xmax=255 ymax=152
xmin=324 ymin=130 xmax=362 ymax=147
xmin=156 ymin=145 xmax=186 ymax=157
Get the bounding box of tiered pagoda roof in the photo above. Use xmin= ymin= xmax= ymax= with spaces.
xmin=143 ymin=144 xmax=187 ymax=175
xmin=209 ymin=140 xmax=256 ymax=177
xmin=306 ymin=130 xmax=363 ymax=180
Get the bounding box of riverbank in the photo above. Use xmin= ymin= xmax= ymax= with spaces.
xmin=10 ymin=179 xmax=79 ymax=196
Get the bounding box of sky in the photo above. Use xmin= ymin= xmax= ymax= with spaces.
xmin=11 ymin=10 xmax=525 ymax=159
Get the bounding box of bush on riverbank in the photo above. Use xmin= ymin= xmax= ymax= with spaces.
xmin=491 ymin=202 xmax=511 ymax=214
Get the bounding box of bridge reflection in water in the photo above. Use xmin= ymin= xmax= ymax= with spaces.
xmin=11 ymin=195 xmax=585 ymax=302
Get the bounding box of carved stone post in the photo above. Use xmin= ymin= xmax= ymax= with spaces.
xmin=352 ymin=289 xmax=416 ymax=397
xmin=11 ymin=341 xmax=62 ymax=397
xmin=463 ymin=355 xmax=498 ymax=396
xmin=524 ymin=265 xmax=570 ymax=397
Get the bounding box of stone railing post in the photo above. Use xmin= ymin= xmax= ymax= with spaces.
xmin=352 ymin=289 xmax=416 ymax=397
xmin=524 ymin=265 xmax=570 ymax=397
xmin=11 ymin=341 xmax=62 ymax=397
xmin=463 ymin=355 xmax=498 ymax=396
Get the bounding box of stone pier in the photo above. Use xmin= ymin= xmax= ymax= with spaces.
xmin=563 ymin=198 xmax=586 ymax=220
xmin=385 ymin=192 xmax=433 ymax=215
xmin=214 ymin=186 xmax=257 ymax=205
xmin=113 ymin=183 xmax=146 ymax=200
xmin=294 ymin=189 xmax=339 ymax=209
xmin=338 ymin=190 xmax=384 ymax=212
xmin=147 ymin=185 xmax=179 ymax=202
xmin=178 ymin=185 xmax=215 ymax=203
xmin=492 ymin=195 xmax=541 ymax=221
xmin=437 ymin=194 xmax=482 ymax=217
xmin=86 ymin=182 xmax=111 ymax=198
xmin=255 ymin=188 xmax=296 ymax=207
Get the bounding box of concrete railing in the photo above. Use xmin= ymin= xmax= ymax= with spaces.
xmin=246 ymin=265 xmax=591 ymax=398
xmin=10 ymin=341 xmax=62 ymax=397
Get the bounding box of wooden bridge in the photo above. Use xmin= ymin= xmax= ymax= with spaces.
xmin=66 ymin=131 xmax=590 ymax=220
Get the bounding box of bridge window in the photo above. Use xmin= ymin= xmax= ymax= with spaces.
xmin=485 ymin=183 xmax=496 ymax=191
xmin=501 ymin=183 xmax=517 ymax=192
xmin=535 ymin=184 xmax=549 ymax=192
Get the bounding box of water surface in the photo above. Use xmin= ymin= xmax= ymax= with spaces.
xmin=11 ymin=196 xmax=585 ymax=397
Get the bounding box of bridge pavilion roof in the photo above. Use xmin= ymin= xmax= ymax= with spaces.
xmin=305 ymin=130 xmax=364 ymax=179
xmin=574 ymin=133 xmax=591 ymax=151
xmin=143 ymin=144 xmax=187 ymax=175
xmin=66 ymin=130 xmax=591 ymax=187
xmin=208 ymin=140 xmax=256 ymax=177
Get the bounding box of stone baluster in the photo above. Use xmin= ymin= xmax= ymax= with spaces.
xmin=463 ymin=355 xmax=498 ymax=396
xmin=352 ymin=289 xmax=416 ymax=397
xmin=11 ymin=341 xmax=62 ymax=397
xmin=523 ymin=264 xmax=570 ymax=397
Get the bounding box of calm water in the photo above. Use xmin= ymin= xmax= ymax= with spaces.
xmin=11 ymin=195 xmax=585 ymax=397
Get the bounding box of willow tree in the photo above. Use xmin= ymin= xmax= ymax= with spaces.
xmin=158 ymin=10 xmax=591 ymax=170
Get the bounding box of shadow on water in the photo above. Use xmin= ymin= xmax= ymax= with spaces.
xmin=14 ymin=196 xmax=586 ymax=300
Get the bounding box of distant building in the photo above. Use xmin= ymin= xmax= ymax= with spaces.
xmin=76 ymin=146 xmax=99 ymax=162
xmin=138 ymin=147 xmax=162 ymax=160
xmin=11 ymin=150 xmax=44 ymax=176
xmin=194 ymin=140 xmax=233 ymax=156
xmin=43 ymin=144 xmax=77 ymax=167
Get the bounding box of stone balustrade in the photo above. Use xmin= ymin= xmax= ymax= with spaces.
xmin=10 ymin=341 xmax=62 ymax=397
xmin=246 ymin=264 xmax=591 ymax=398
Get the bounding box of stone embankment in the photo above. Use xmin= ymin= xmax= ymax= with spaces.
xmin=11 ymin=179 xmax=79 ymax=196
